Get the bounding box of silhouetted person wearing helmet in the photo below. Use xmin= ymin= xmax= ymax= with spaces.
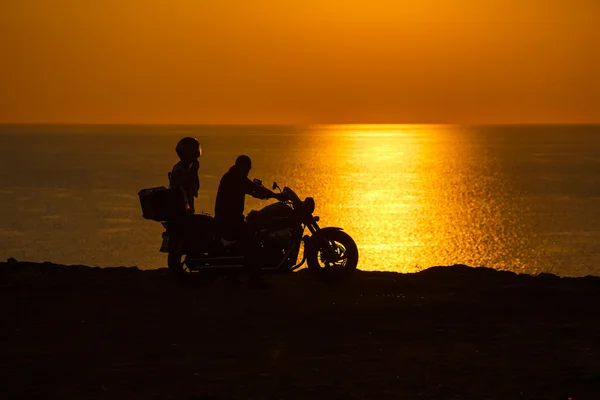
xmin=215 ymin=155 xmax=282 ymax=287
xmin=170 ymin=137 xmax=201 ymax=214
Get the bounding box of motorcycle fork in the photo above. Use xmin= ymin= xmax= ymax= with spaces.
xmin=306 ymin=221 xmax=339 ymax=261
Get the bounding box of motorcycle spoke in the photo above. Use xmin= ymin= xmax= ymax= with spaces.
xmin=318 ymin=240 xmax=348 ymax=269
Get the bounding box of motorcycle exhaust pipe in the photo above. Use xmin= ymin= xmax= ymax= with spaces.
xmin=193 ymin=264 xmax=245 ymax=269
xmin=186 ymin=256 xmax=245 ymax=269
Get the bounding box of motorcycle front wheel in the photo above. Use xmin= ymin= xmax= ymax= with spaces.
xmin=307 ymin=229 xmax=359 ymax=277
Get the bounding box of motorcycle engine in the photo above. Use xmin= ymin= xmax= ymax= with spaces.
xmin=266 ymin=228 xmax=294 ymax=247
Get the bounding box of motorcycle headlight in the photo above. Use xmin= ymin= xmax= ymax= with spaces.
xmin=304 ymin=197 xmax=315 ymax=214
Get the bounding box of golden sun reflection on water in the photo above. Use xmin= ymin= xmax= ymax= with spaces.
xmin=1 ymin=124 xmax=571 ymax=274
xmin=307 ymin=125 xmax=540 ymax=273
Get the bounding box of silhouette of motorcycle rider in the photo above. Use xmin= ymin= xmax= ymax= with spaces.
xmin=169 ymin=137 xmax=201 ymax=214
xmin=215 ymin=155 xmax=283 ymax=287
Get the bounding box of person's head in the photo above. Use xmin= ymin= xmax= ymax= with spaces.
xmin=234 ymin=155 xmax=252 ymax=177
xmin=175 ymin=137 xmax=201 ymax=163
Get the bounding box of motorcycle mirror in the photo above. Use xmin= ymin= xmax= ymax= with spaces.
xmin=272 ymin=181 xmax=281 ymax=192
xmin=253 ymin=178 xmax=263 ymax=186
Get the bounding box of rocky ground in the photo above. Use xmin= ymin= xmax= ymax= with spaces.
xmin=1 ymin=260 xmax=599 ymax=399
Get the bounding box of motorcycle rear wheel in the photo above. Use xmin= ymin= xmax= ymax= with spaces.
xmin=307 ymin=230 xmax=358 ymax=278
xmin=168 ymin=250 xmax=216 ymax=286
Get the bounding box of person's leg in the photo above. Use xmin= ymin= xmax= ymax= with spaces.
xmin=215 ymin=218 xmax=243 ymax=283
xmin=240 ymin=221 xmax=267 ymax=287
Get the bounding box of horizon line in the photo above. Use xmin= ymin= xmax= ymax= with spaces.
xmin=2 ymin=122 xmax=600 ymax=127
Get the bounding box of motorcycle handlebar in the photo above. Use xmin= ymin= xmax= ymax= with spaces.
xmin=254 ymin=180 xmax=301 ymax=205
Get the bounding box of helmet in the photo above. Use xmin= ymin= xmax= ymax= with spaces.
xmin=176 ymin=137 xmax=202 ymax=161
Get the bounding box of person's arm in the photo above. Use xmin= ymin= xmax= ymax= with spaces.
xmin=170 ymin=166 xmax=189 ymax=188
xmin=171 ymin=163 xmax=198 ymax=191
xmin=190 ymin=161 xmax=200 ymax=196
xmin=244 ymin=178 xmax=276 ymax=200
xmin=170 ymin=165 xmax=194 ymax=212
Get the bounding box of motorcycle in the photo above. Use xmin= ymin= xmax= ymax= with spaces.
xmin=158 ymin=180 xmax=359 ymax=283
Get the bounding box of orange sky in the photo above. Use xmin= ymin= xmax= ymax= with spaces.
xmin=0 ymin=0 xmax=598 ymax=124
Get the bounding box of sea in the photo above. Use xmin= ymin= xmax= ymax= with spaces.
xmin=1 ymin=124 xmax=599 ymax=277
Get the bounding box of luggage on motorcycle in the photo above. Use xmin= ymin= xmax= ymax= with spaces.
xmin=138 ymin=186 xmax=188 ymax=221
xmin=184 ymin=214 xmax=216 ymax=239
xmin=162 ymin=214 xmax=218 ymax=254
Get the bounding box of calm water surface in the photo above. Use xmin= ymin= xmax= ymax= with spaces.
xmin=1 ymin=124 xmax=600 ymax=276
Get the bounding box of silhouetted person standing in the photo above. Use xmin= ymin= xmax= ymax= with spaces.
xmin=215 ymin=155 xmax=281 ymax=287
xmin=170 ymin=137 xmax=201 ymax=214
